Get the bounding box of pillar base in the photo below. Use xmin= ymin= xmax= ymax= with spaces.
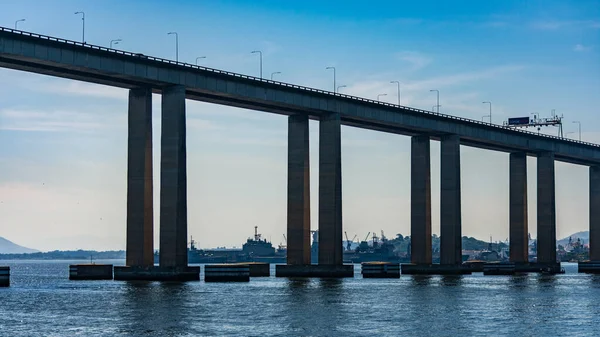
xmin=0 ymin=267 xmax=9 ymax=287
xmin=69 ymin=264 xmax=113 ymax=280
xmin=515 ymin=262 xmax=564 ymax=274
xmin=243 ymin=262 xmax=270 ymax=277
xmin=401 ymin=263 xmax=472 ymax=275
xmin=578 ymin=261 xmax=600 ymax=274
xmin=275 ymin=264 xmax=354 ymax=278
xmin=361 ymin=262 xmax=400 ymax=278
xmin=483 ymin=263 xmax=516 ymax=275
xmin=205 ymin=264 xmax=250 ymax=282
xmin=114 ymin=266 xmax=200 ymax=281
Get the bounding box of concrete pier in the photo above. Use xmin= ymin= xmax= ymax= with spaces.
xmin=590 ymin=166 xmax=600 ymax=262
xmin=242 ymin=262 xmax=270 ymax=277
xmin=287 ymin=114 xmax=311 ymax=265
xmin=483 ymin=263 xmax=516 ymax=275
xmin=126 ymin=87 xmax=154 ymax=267
xmin=578 ymin=261 xmax=600 ymax=274
xmin=411 ymin=135 xmax=432 ymax=264
xmin=401 ymin=264 xmax=472 ymax=275
xmin=440 ymin=135 xmax=462 ymax=265
xmin=114 ymin=266 xmax=200 ymax=281
xmin=69 ymin=264 xmax=113 ymax=280
xmin=205 ymin=264 xmax=250 ymax=282
xmin=275 ymin=264 xmax=354 ymax=278
xmin=159 ymin=85 xmax=188 ymax=268
xmin=509 ymin=152 xmax=528 ymax=263
xmin=0 ymin=267 xmax=9 ymax=287
xmin=537 ymin=152 xmax=556 ymax=265
xmin=361 ymin=262 xmax=400 ymax=278
xmin=318 ymin=112 xmax=343 ymax=266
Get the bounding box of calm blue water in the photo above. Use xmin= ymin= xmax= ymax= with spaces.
xmin=0 ymin=260 xmax=599 ymax=336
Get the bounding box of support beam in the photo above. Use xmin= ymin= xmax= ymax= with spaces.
xmin=590 ymin=166 xmax=600 ymax=261
xmin=440 ymin=134 xmax=462 ymax=265
xmin=287 ymin=114 xmax=311 ymax=265
xmin=318 ymin=112 xmax=343 ymax=265
xmin=126 ymin=88 xmax=154 ymax=267
xmin=159 ymin=85 xmax=188 ymax=267
xmin=509 ymin=152 xmax=528 ymax=263
xmin=537 ymin=152 xmax=556 ymax=264
xmin=411 ymin=135 xmax=432 ymax=264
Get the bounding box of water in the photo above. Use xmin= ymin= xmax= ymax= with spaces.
xmin=1 ymin=260 xmax=599 ymax=336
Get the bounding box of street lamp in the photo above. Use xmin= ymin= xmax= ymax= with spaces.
xmin=377 ymin=93 xmax=387 ymax=101
xmin=167 ymin=32 xmax=178 ymax=62
xmin=14 ymin=19 xmax=25 ymax=30
xmin=573 ymin=121 xmax=581 ymax=141
xmin=326 ymin=66 xmax=336 ymax=92
xmin=110 ymin=39 xmax=122 ymax=49
xmin=251 ymin=50 xmax=263 ymax=79
xmin=74 ymin=11 xmax=85 ymax=43
xmin=390 ymin=81 xmax=401 ymax=105
xmin=196 ymin=56 xmax=206 ymax=65
xmin=430 ymin=89 xmax=440 ymax=113
xmin=482 ymin=101 xmax=492 ymax=124
xmin=337 ymin=85 xmax=347 ymax=93
xmin=270 ymin=71 xmax=281 ymax=80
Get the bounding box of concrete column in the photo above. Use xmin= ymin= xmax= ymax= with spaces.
xmin=509 ymin=152 xmax=528 ymax=263
xmin=318 ymin=112 xmax=343 ymax=265
xmin=287 ymin=114 xmax=311 ymax=265
xmin=126 ymin=88 xmax=154 ymax=267
xmin=590 ymin=166 xmax=600 ymax=261
xmin=159 ymin=85 xmax=188 ymax=267
xmin=440 ymin=134 xmax=462 ymax=265
xmin=411 ymin=135 xmax=432 ymax=264
xmin=537 ymin=152 xmax=556 ymax=265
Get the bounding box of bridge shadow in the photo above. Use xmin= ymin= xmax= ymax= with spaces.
xmin=409 ymin=275 xmax=433 ymax=286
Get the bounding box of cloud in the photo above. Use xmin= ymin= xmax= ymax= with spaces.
xmin=530 ymin=20 xmax=600 ymax=31
xmin=0 ymin=108 xmax=121 ymax=133
xmin=574 ymin=44 xmax=592 ymax=52
xmin=33 ymin=80 xmax=127 ymax=100
xmin=395 ymin=51 xmax=432 ymax=71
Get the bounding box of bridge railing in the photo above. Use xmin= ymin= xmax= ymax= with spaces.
xmin=1 ymin=26 xmax=598 ymax=148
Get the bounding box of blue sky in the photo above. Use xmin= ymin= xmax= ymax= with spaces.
xmin=0 ymin=0 xmax=598 ymax=251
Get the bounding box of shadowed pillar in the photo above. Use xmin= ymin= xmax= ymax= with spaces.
xmin=411 ymin=135 xmax=432 ymax=264
xmin=509 ymin=152 xmax=528 ymax=263
xmin=440 ymin=134 xmax=462 ymax=265
xmin=126 ymin=88 xmax=154 ymax=267
xmin=319 ymin=112 xmax=343 ymax=265
xmin=537 ymin=152 xmax=556 ymax=265
xmin=590 ymin=166 xmax=600 ymax=261
xmin=159 ymin=85 xmax=188 ymax=268
xmin=287 ymin=114 xmax=311 ymax=265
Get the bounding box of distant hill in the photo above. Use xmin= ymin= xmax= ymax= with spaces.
xmin=0 ymin=237 xmax=39 ymax=254
xmin=557 ymin=231 xmax=589 ymax=247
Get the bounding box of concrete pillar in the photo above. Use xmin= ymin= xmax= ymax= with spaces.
xmin=509 ymin=152 xmax=528 ymax=263
xmin=318 ymin=112 xmax=343 ymax=265
xmin=590 ymin=166 xmax=600 ymax=261
xmin=159 ymin=85 xmax=188 ymax=267
xmin=287 ymin=114 xmax=311 ymax=265
xmin=537 ymin=152 xmax=556 ymax=264
xmin=440 ymin=134 xmax=462 ymax=265
xmin=411 ymin=135 xmax=432 ymax=264
xmin=126 ymin=88 xmax=154 ymax=267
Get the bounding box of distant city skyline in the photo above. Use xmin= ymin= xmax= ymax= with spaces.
xmin=0 ymin=0 xmax=599 ymax=251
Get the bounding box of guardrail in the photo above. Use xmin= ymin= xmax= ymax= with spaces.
xmin=1 ymin=26 xmax=598 ymax=148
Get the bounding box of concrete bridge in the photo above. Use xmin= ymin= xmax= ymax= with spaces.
xmin=1 ymin=27 xmax=599 ymax=278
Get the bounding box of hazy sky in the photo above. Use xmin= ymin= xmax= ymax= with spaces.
xmin=0 ymin=0 xmax=599 ymax=251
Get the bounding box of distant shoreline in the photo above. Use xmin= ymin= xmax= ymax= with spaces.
xmin=0 ymin=250 xmax=126 ymax=260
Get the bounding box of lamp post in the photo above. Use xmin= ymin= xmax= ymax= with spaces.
xmin=110 ymin=39 xmax=121 ymax=49
xmin=14 ymin=19 xmax=25 ymax=30
xmin=167 ymin=32 xmax=178 ymax=62
xmin=390 ymin=81 xmax=401 ymax=105
xmin=430 ymin=89 xmax=439 ymax=113
xmin=573 ymin=121 xmax=581 ymax=141
xmin=326 ymin=66 xmax=336 ymax=92
xmin=337 ymin=85 xmax=347 ymax=93
xmin=196 ymin=56 xmax=206 ymax=65
xmin=377 ymin=93 xmax=387 ymax=101
xmin=482 ymin=101 xmax=492 ymax=124
xmin=251 ymin=50 xmax=262 ymax=78
xmin=270 ymin=71 xmax=281 ymax=80
xmin=74 ymin=11 xmax=85 ymax=43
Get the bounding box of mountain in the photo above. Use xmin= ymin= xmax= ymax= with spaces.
xmin=0 ymin=237 xmax=39 ymax=254
xmin=557 ymin=231 xmax=589 ymax=247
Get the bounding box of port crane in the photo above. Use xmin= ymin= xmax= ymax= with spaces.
xmin=344 ymin=232 xmax=358 ymax=251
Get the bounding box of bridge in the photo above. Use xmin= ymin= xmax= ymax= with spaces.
xmin=1 ymin=27 xmax=599 ymax=278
